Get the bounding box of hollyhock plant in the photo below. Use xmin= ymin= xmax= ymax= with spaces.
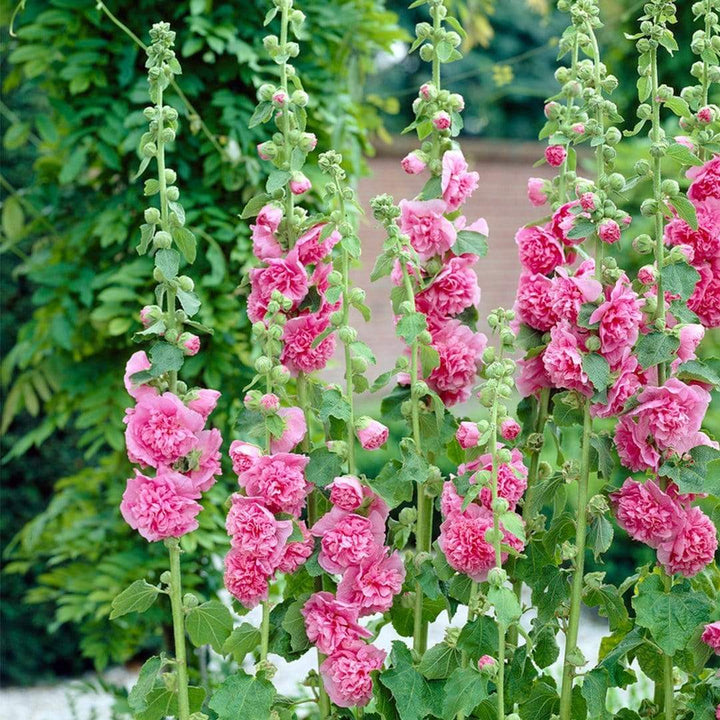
xmin=515 ymin=224 xmax=565 ymax=275
xmin=251 ymin=204 xmax=283 ymax=259
xmin=702 ymin=622 xmax=720 ymax=655
xmin=656 ymin=506 xmax=718 ymax=577
xmin=319 ymin=643 xmax=386 ymax=708
xmin=281 ymin=311 xmax=336 ymax=375
xmin=441 ymin=149 xmax=479 ymax=211
xmin=238 ymin=453 xmax=310 ymax=516
xmin=354 ymin=417 xmax=389 ymax=450
xmin=336 ymin=552 xmax=406 ymax=615
xmin=415 ymin=254 xmax=481 ymax=318
xmin=301 ymin=592 xmax=372 ymax=655
xmin=225 ymin=494 xmax=293 ymax=562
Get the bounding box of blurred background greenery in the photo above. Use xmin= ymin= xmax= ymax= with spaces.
xmin=0 ymin=0 xmax=714 ymax=687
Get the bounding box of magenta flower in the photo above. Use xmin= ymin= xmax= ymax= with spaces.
xmin=319 ymin=642 xmax=386 ymax=708
xmin=238 ymin=452 xmax=310 ymax=516
xmin=399 ymin=198 xmax=457 ymax=260
xmin=301 ymin=591 xmax=371 ymax=655
xmin=441 ymin=150 xmax=479 ymax=211
xmin=226 ymin=494 xmax=293 ymax=564
xmin=336 ymin=552 xmax=405 ymax=615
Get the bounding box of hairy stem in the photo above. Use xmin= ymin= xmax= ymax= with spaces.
xmin=662 ymin=570 xmax=675 ymax=719
xmin=166 ymin=539 xmax=190 ymax=720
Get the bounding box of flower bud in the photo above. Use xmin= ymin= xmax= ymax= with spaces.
xmin=164 ymin=169 xmax=177 ymax=184
xmin=585 ymin=336 xmax=601 ymax=352
xmin=153 ymin=230 xmax=172 ymax=249
xmin=144 ymin=207 xmax=161 ymax=224
xmin=167 ymin=186 xmax=180 ymax=201
xmin=271 ymin=365 xmax=291 ymax=385
xmin=254 ymin=356 xmax=273 ymax=374
xmin=491 ymin=497 xmax=510 ymax=514
xmin=177 ymin=275 xmax=194 ymax=292
xmin=487 ymin=567 xmax=507 ymax=586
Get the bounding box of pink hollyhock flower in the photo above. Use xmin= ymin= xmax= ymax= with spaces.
xmin=272 ymin=90 xmax=288 ymax=106
xmin=697 ymin=106 xmax=713 ymax=124
xmin=675 ymin=135 xmax=695 ymax=150
xmin=312 ymin=509 xmax=386 ymax=574
xmin=186 ymin=388 xmax=220 ymax=421
xmin=571 ymin=123 xmax=586 ymax=135
xmin=515 ymin=272 xmax=556 ymax=331
xmin=456 ymin=421 xmax=480 ymax=449
xmin=589 ymin=276 xmax=644 ymax=369
xmin=637 ymin=265 xmax=656 ymax=285
xmin=223 ymin=549 xmax=272 ymax=609
xmin=296 ymin=223 xmax=341 ymax=266
xmin=425 ymin=320 xmax=487 ymax=406
xmin=320 ymin=643 xmax=386 ymax=708
xmin=673 ymin=324 xmax=705 ymax=371
xmin=401 ymin=151 xmax=426 ymax=175
xmin=441 ymin=150 xmax=479 ymax=211
xmin=614 ymin=415 xmax=661 ymax=472
xmin=120 ymin=469 xmax=202 ymax=542
xmin=229 ymin=440 xmax=262 ymax=476
xmin=610 ymin=479 xmax=685 ymax=549
xmin=336 ymin=552 xmax=405 ymax=615
xmin=415 ymin=254 xmax=481 ymax=318
xmin=527 ymin=177 xmax=548 ymax=207
xmin=239 ymin=452 xmax=310 ymax=516
xmin=461 ymin=446 xmax=528 ymax=511
xmin=399 ymin=198 xmax=457 ymax=260
xmin=432 ymin=111 xmax=451 ymax=130
xmin=257 ymin=142 xmax=271 ymax=160
xmin=187 ymin=428 xmax=222 ymax=492
xmin=276 ymin=519 xmax=314 ymax=574
xmin=701 ymin=622 xmax=720 ymax=654
xmin=438 ymin=504 xmax=499 ymax=582
xmin=181 ymin=334 xmax=200 ymax=356
xmin=687 ymin=155 xmax=720 ymax=203
xmin=124 ymin=351 xmax=156 ymax=401
xmin=124 ymin=392 xmax=204 ymax=468
xmin=419 ymin=83 xmax=432 ymax=100
xmin=500 ymin=418 xmax=521 ymax=441
xmin=355 ymin=417 xmax=389 ymax=450
xmin=247 ymin=251 xmax=309 ymax=323
xmin=302 ymin=592 xmax=371 ymax=655
xmin=598 ymin=219 xmax=621 ymax=244
xmin=251 ymin=205 xmax=283 ymax=260
xmin=515 ymin=224 xmax=565 ymax=275
xmin=592 ymin=351 xmax=645 ymax=419
xmin=657 ymin=506 xmax=718 ymax=577
xmin=328 ymin=475 xmax=366 ymax=511
xmin=545 ymin=145 xmax=567 ymax=167
xmin=551 ymin=261 xmax=603 ymax=324
xmin=289 ymin=173 xmax=311 ymax=195
xmin=666 ymin=197 xmax=720 ymax=264
xmin=281 ymin=311 xmax=336 ymax=375
xmin=478 ymin=655 xmax=496 ymax=670
xmin=226 ymin=494 xmax=293 ymax=563
xmin=688 ymin=261 xmax=720 ymax=328
xmin=550 ymin=201 xmax=588 ymax=246
xmin=259 ymin=393 xmax=280 ymax=412
xmin=441 ymin=480 xmax=463 ymax=517
xmin=542 ymin=320 xmax=592 ymax=396
xmin=139 ymin=306 xmax=154 ymax=328
xmin=580 ymin=193 xmax=596 ymax=211
xmin=270 ymin=406 xmax=307 ymax=453
xmin=516 ymin=352 xmax=552 ymax=398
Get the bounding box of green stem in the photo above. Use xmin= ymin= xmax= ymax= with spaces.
xmin=279 ymin=3 xmax=295 ymax=248
xmin=166 ymin=539 xmax=190 ymax=720
xmin=260 ymin=599 xmax=270 ymax=661
xmin=558 ymin=400 xmax=591 ymax=720
xmin=662 ymin=570 xmax=674 ymax=719
xmin=457 ymin=581 xmax=479 ymax=720
xmin=558 ymin=38 xmax=579 ymax=204
xmin=649 ymin=46 xmax=665 ymax=328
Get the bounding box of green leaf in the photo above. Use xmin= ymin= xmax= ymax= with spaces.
xmin=457 ymin=615 xmax=498 ymax=659
xmin=418 ymin=641 xmax=461 ymax=679
xmin=266 ymin=170 xmax=292 ymax=194
xmin=453 ymin=230 xmax=488 ymax=257
xmin=136 ymin=687 xmax=205 ymax=720
xmin=173 ymin=226 xmax=197 ymax=264
xmin=222 ymin=623 xmax=261 ymax=662
xmin=281 ymin=595 xmax=310 ymax=652
xmin=2 ymin=196 xmax=25 ymax=241
xmin=417 ymin=175 xmax=441 ymax=200
xmin=661 ymin=261 xmax=701 ymax=301
xmin=110 ymin=579 xmax=160 ymax=619
xmin=185 ymin=600 xmax=233 ymax=652
xmin=664 ymin=96 xmax=690 ymax=119
xmin=420 ymin=344 xmax=439 ymax=376
xmin=144 ymin=179 xmax=160 ymax=196
xmin=442 ymin=666 xmax=488 ymax=717
xmin=499 ymin=510 xmax=525 ymax=543
xmin=209 ymin=671 xmax=276 ymax=720
xmin=584 ymin=582 xmax=629 ymax=633
xmin=241 ymin=193 xmax=271 ymax=219
xmin=583 ymin=353 xmax=611 ymax=393
xmin=155 ymin=248 xmax=180 ymax=280
xmin=137 ymin=223 xmax=155 ymax=255
xmin=368 ymin=459 xmax=410 ymax=509
xmin=658 ymin=444 xmax=720 ymax=496
xmin=487 ymin=585 xmax=521 ymax=628
xmin=306 ymin=447 xmax=343 ymax=489
xmin=533 ymin=625 xmax=560 ymax=669
xmin=435 ymin=40 xmax=453 ymax=62
xmin=551 ymin=392 xmax=584 ymax=427
xmin=317 ymin=387 xmax=352 ymax=423
xmin=370 ymin=252 xmax=395 ymax=282
xmin=248 ymin=101 xmax=273 ymax=129
xmin=150 ymin=342 xmax=184 ymax=375
xmin=396 ymin=312 xmax=427 ymax=344
xmin=634 ymin=331 xmax=680 ymax=369
xmin=632 ymin=574 xmax=711 ymax=656
xmin=176 ymin=288 xmax=201 ymax=318
xmin=665 ymin=142 xmax=703 ymax=167
xmin=128 ymin=655 xmax=165 ymax=713
xmin=581 ymin=668 xmax=612 ymax=720
xmin=518 ymin=680 xmax=560 ymax=720
xmin=676 ymin=359 xmax=720 ymax=387
xmin=586 ymin=514 xmax=614 ymax=561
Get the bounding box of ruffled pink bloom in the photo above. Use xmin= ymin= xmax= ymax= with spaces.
xmin=302 ymin=592 xmax=371 ymax=655
xmin=701 ymin=621 xmax=720 ymax=654
xmin=401 ymin=151 xmax=426 ymax=175
xmin=259 ymin=393 xmax=280 ymax=412
xmin=687 ymin=154 xmax=720 ymax=203
xmin=120 ymin=469 xmax=202 ymax=542
xmin=515 ymin=272 xmax=556 ymax=331
xmin=329 ymin=475 xmax=366 ymax=511
xmin=124 ymin=351 xmax=156 ymax=402
xmin=516 ymin=224 xmax=565 ymax=275
xmin=270 ymin=406 xmax=307 ymax=453
xmin=598 ymin=219 xmax=621 ymax=244
xmin=229 ymin=440 xmax=262 ymax=476
xmin=223 ymin=549 xmax=272 ymax=609
xmin=187 ymin=428 xmax=222 ymax=492
xmin=182 ymin=338 xmax=200 ymax=360
xmin=441 ymin=480 xmax=464 ymax=517
xmin=441 ymin=150 xmax=479 ymax=211
xmin=460 ymin=447 xmax=528 ymax=511
xmin=399 ymin=198 xmax=457 ymax=260
xmin=688 ymin=260 xmax=720 ymax=328
xmin=296 ymin=223 xmax=341 ymax=266
xmin=415 ymin=255 xmax=480 ymax=319
xmin=336 ymin=552 xmax=405 ymax=615
xmin=592 ymin=352 xmax=644 ymax=419
xmin=432 ymin=111 xmax=451 ymax=130
xmin=251 ymin=204 xmax=283 ymax=260
xmin=551 ymin=261 xmax=603 ymax=324
xmin=281 ymin=311 xmax=336 ymax=375
xmin=542 ymin=320 xmax=591 ymax=395
xmin=125 ymin=393 xmax=204 ymax=468
xmin=673 ymin=324 xmax=705 ymax=371
xmin=312 ymin=508 xmax=386 ymax=574
xmin=456 ymin=421 xmax=480 ymax=449
xmin=426 ymin=320 xmax=487 ymax=406
xmin=355 ymin=417 xmax=389 ymax=450
xmin=657 ymin=506 xmax=718 ymax=577
xmin=247 ymin=251 xmax=309 ymax=323
xmin=500 ymin=418 xmax=521 ymax=441
xmin=527 ymin=177 xmax=547 ymax=207
xmin=320 ymin=643 xmax=386 ymax=708
xmin=550 ymin=201 xmax=585 ymax=246
xmin=545 ymin=145 xmax=567 ymax=167
xmin=610 ymin=479 xmax=685 ymax=549
xmin=614 ymin=415 xmax=660 ymax=472
xmin=665 ymin=197 xmax=720 ymax=264
xmin=226 ymin=494 xmax=292 ymax=564
xmin=239 ymin=452 xmax=310 ymax=516
xmin=186 ymin=388 xmax=220 ymax=421
xmin=590 ymin=276 xmax=644 ymax=369
xmin=276 ymin=520 xmax=314 ymax=574
xmin=516 ymin=352 xmax=552 ymax=398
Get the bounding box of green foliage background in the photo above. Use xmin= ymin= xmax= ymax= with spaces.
xmin=1 ymin=0 xmax=403 ymax=680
